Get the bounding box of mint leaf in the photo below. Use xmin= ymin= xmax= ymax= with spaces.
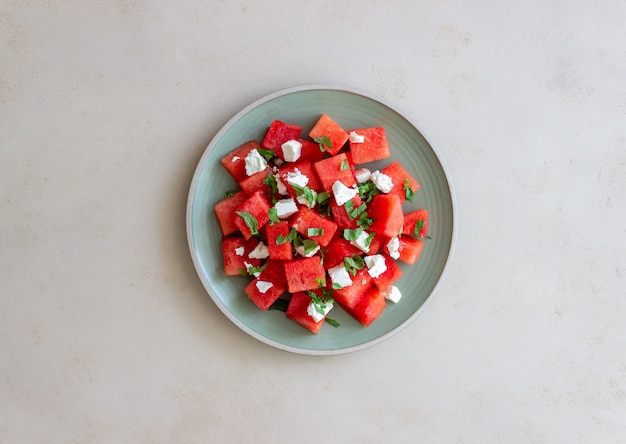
xmin=276 ymin=227 xmax=298 ymax=245
xmin=404 ymin=178 xmax=414 ymax=202
xmin=314 ymin=136 xmax=333 ymax=152
xmin=235 ymin=211 xmax=259 ymax=235
xmin=257 ymin=148 xmax=275 ymax=162
xmin=263 ymin=173 xmax=279 ymax=204
xmin=225 ymin=190 xmax=237 ymax=197
xmin=307 ymin=227 xmax=324 ymax=237
xmin=340 ymin=158 xmax=349 ymax=171
xmin=268 ymin=208 xmax=280 ymax=224
xmin=302 ymin=239 xmax=319 ymax=256
xmin=325 ymin=317 xmax=340 ymax=328
xmin=268 ymin=299 xmax=289 ymax=312
xmin=343 ymin=228 xmax=363 ymax=241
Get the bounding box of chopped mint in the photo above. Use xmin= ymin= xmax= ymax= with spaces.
xmin=403 ymin=178 xmax=414 ymax=202
xmin=257 ymin=148 xmax=275 ymax=162
xmin=313 ymin=136 xmax=333 ymax=153
xmin=235 ymin=211 xmax=259 ymax=235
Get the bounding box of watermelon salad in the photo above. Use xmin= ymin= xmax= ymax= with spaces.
xmin=213 ymin=114 xmax=429 ymax=334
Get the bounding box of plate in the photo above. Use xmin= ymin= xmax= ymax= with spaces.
xmin=186 ymin=84 xmax=456 ymax=355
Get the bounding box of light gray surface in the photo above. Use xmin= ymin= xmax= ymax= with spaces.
xmin=2 ymin=1 xmax=625 ymax=442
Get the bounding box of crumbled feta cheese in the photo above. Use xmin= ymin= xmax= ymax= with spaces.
xmin=350 ymin=230 xmax=372 ymax=253
xmin=349 ymin=131 xmax=365 ymax=143
xmin=275 ymin=174 xmax=288 ymax=195
xmin=307 ymin=299 xmax=334 ymax=323
xmin=365 ymin=254 xmax=387 ymax=278
xmin=386 ymin=237 xmax=400 ymax=260
xmin=244 ymin=149 xmax=268 ymax=176
xmin=255 ymin=280 xmax=273 ymax=294
xmin=248 ymin=241 xmax=269 ymax=259
xmin=295 ymin=243 xmax=320 ymax=258
xmin=243 ymin=261 xmax=261 ymax=277
xmin=286 ymin=168 xmax=309 ymax=188
xmin=231 ymin=156 xmax=240 ymax=162
xmin=234 ymin=246 xmax=245 ymax=256
xmin=328 ymin=264 xmax=353 ymax=289
xmin=355 ymin=168 xmax=371 ymax=184
xmin=370 ymin=170 xmax=394 ymax=193
xmin=281 ymin=139 xmax=302 ymax=162
xmin=274 ymin=198 xmax=298 ymax=219
xmin=383 ymin=285 xmax=402 ymax=303
xmin=297 ymin=189 xmax=317 ymax=208
xmin=332 ymin=180 xmax=357 ymax=206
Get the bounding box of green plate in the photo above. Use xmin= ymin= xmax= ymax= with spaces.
xmin=186 ymin=85 xmax=456 ymax=355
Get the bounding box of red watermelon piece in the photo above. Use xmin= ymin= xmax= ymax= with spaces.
xmin=367 ymin=193 xmax=404 ymax=238
xmin=380 ymin=161 xmax=420 ymax=203
xmin=265 ymin=221 xmax=293 ymax=261
xmin=214 ymin=190 xmax=249 ymax=236
xmin=290 ymin=207 xmax=338 ymax=247
xmin=308 ymin=114 xmax=349 ymax=156
xmin=332 ymin=268 xmax=372 ymax=312
xmin=371 ymin=254 xmax=403 ymax=290
xmin=403 ymin=209 xmax=429 ymax=239
xmin=261 ymin=120 xmax=303 ymax=151
xmin=220 ymin=140 xmax=261 ymax=182
xmin=312 ymin=153 xmax=356 ymax=192
xmin=283 ymin=257 xmax=326 ymax=293
xmin=396 ymin=235 xmax=424 ymax=264
xmin=322 ymin=238 xmax=362 ymax=270
xmin=238 ymin=170 xmax=270 ymax=196
xmin=286 ymin=291 xmax=324 ymax=334
xmin=349 ymin=285 xmax=387 ymax=327
xmin=347 ymin=127 xmax=390 ymax=164
xmin=234 ymin=191 xmax=271 ymax=239
xmin=221 ymin=236 xmax=261 ymax=276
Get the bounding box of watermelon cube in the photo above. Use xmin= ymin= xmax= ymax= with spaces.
xmin=332 ymin=268 xmax=372 ymax=311
xmin=265 ymin=221 xmax=293 ymax=261
xmin=214 ymin=190 xmax=249 ymax=236
xmin=322 ymin=238 xmax=362 ymax=270
xmin=290 ymin=207 xmax=338 ymax=247
xmin=403 ymin=209 xmax=429 ymax=238
xmin=312 ymin=153 xmax=356 ymax=192
xmin=330 ymin=194 xmax=364 ymax=230
xmin=234 ymin=190 xmax=271 ymax=239
xmin=347 ymin=127 xmax=390 ymax=164
xmin=367 ymin=193 xmax=404 ymax=238
xmin=221 ymin=236 xmax=261 ymax=276
xmin=396 ymin=235 xmax=424 ymax=264
xmin=308 ymin=114 xmax=349 ymax=156
xmin=239 ymin=170 xmax=271 ymax=196
xmin=261 ymin=120 xmax=303 ymax=151
xmin=278 ymin=161 xmax=321 ymax=198
xmin=220 ymin=140 xmax=261 ymax=182
xmin=286 ymin=291 xmax=324 ymax=334
xmin=371 ymin=254 xmax=403 ymax=290
xmin=283 ymin=257 xmax=326 ymax=293
xmin=380 ymin=161 xmax=420 ymax=203
xmin=244 ymin=276 xmax=286 ymax=311
xmin=349 ymin=285 xmax=387 ymax=327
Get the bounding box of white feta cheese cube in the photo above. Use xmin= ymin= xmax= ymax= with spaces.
xmin=274 ymin=198 xmax=298 ymax=219
xmin=307 ymin=298 xmax=334 ymax=323
xmin=281 ymin=139 xmax=302 ymax=162
xmin=371 ymin=170 xmax=393 ymax=193
xmin=355 ymin=168 xmax=371 ymax=184
xmin=244 ymin=149 xmax=268 ymax=176
xmin=328 ymin=263 xmax=353 ymax=289
xmin=286 ymin=168 xmax=309 ymax=188
xmin=383 ymin=285 xmax=402 ymax=303
xmin=386 ymin=237 xmax=400 ymax=260
xmin=234 ymin=246 xmax=245 ymax=256
xmin=248 ymin=241 xmax=269 ymax=259
xmin=349 ymin=131 xmax=365 ymax=143
xmin=364 ymin=254 xmax=387 ymax=278
xmin=231 ymin=156 xmax=240 ymax=162
xmin=332 ymin=180 xmax=357 ymax=206
xmin=255 ymin=280 xmax=273 ymax=294
xmin=295 ymin=243 xmax=320 ymax=258
xmin=275 ymin=174 xmax=288 ymax=195
xmin=350 ymin=230 xmax=372 ymax=253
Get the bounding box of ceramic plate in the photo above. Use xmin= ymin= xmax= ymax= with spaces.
xmin=187 ymin=85 xmax=456 ymax=355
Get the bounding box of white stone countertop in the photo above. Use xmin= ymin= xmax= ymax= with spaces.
xmin=2 ymin=1 xmax=625 ymax=443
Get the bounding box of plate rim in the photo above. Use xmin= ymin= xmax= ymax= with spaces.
xmin=186 ymin=83 xmax=458 ymax=355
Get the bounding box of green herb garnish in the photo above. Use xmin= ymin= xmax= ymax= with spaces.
xmin=263 ymin=173 xmax=279 ymax=204
xmin=313 ymin=136 xmax=333 ymax=153
xmin=403 ymin=178 xmax=414 ymax=202
xmin=325 ymin=317 xmax=340 ymax=328
xmin=340 ymin=159 xmax=349 ymax=171
xmin=268 ymin=299 xmax=289 ymax=312
xmin=268 ymin=208 xmax=280 ymax=224
xmin=290 ymin=183 xmax=316 ymax=207
xmin=344 ymin=254 xmax=365 ymax=276
xmin=276 ymin=227 xmax=298 ymax=245
xmin=343 ymin=228 xmax=364 ymax=241
xmin=307 ymin=227 xmax=324 ymax=237
xmin=357 ymin=181 xmax=379 ymax=202
xmin=302 ymin=239 xmax=319 ymax=256
xmin=257 ymin=148 xmax=275 ymax=162
xmin=316 ymin=191 xmax=331 ymax=217
xmin=235 ymin=211 xmax=259 ymax=235
xmin=225 ymin=190 xmax=237 ymax=197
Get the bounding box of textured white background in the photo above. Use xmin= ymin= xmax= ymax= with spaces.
xmin=2 ymin=1 xmax=626 ymax=443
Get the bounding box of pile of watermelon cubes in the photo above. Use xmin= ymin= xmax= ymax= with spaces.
xmin=214 ymin=114 xmax=429 ymax=334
